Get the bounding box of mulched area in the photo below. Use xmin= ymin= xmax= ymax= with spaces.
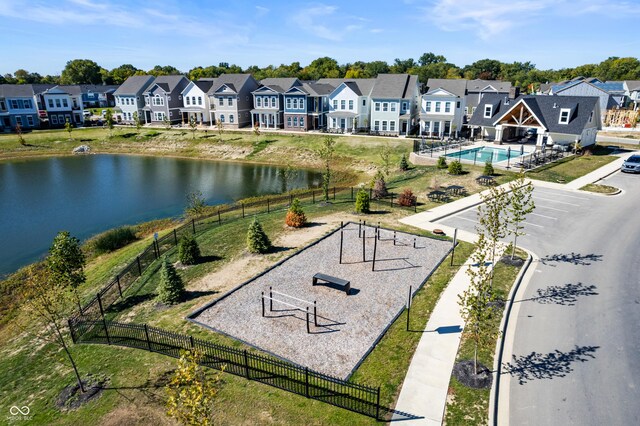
xmin=192 ymin=222 xmax=451 ymax=379
xmin=55 ymin=374 xmax=109 ymax=411
xmin=452 ymin=360 xmax=493 ymax=389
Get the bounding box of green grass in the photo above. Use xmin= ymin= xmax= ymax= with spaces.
xmin=526 ymin=148 xmax=617 ymax=183
xmin=444 ymin=248 xmax=527 ymax=425
xmin=580 ymin=183 xmax=619 ymax=194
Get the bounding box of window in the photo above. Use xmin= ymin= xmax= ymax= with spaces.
xmin=220 ymin=114 xmax=225 ymax=122
xmin=293 ymin=98 xmax=298 ymax=109
xmin=51 ymin=115 xmax=58 ymax=125
xmin=293 ymin=117 xmax=298 ymax=126
xmin=27 ymin=116 xmax=34 ymax=126
xmin=383 ymin=102 xmax=388 ymax=112
xmin=219 ymin=97 xmax=224 ymax=106
xmin=271 ymin=97 xmax=276 ymax=107
xmin=464 ymin=107 xmax=468 ymax=115
xmin=390 ymin=103 xmax=396 ymax=112
xmin=300 ymin=99 xmax=305 ymax=109
xmin=423 ymin=121 xmax=430 ymax=132
xmin=374 ymin=120 xmax=380 ymax=131
xmin=433 ymin=121 xmax=440 ymax=134
xmin=55 ymin=99 xmax=61 ymax=108
xmin=445 ymin=102 xmax=451 ymax=113
xmin=341 ymin=100 xmax=346 ymax=110
xmin=286 ymin=98 xmax=291 ymax=109
xmin=382 ymin=120 xmax=388 ymax=131
xmin=348 ymin=100 xmax=353 ymax=110
xmin=63 ymin=99 xmax=68 ymax=108
xmin=186 ymin=97 xmax=190 ymax=105
xmin=15 ymin=116 xmax=22 ymax=126
xmin=11 ymin=100 xmax=19 ymax=109
xmin=58 ymin=114 xmax=65 ymax=123
xmin=48 ymin=99 xmax=54 ymax=108
xmin=300 ymin=117 xmax=304 ymax=127
xmin=375 ymin=102 xmax=380 ymax=111
xmin=426 ymin=101 xmax=431 ymax=112
xmin=484 ymin=105 xmax=492 ymax=118
xmin=435 ymin=102 xmax=441 ymax=113
xmin=589 ymin=111 xmax=594 ymax=122
xmin=229 ymin=114 xmax=234 ymax=123
xmin=403 ymin=102 xmax=409 ymax=111
xmin=362 ymin=99 xmax=366 ymax=107
xmin=0 ymin=100 xmax=6 ymax=110
xmin=333 ymin=100 xmax=338 ymax=110
xmin=456 ymin=101 xmax=460 ymax=108
xmin=256 ymin=97 xmax=262 ymax=107
xmin=287 ymin=116 xmax=292 ymax=127
xmin=390 ymin=121 xmax=396 ymax=131
xmin=153 ymin=95 xmax=163 ymax=106
xmin=559 ymin=108 xmax=570 ymax=124
xmin=228 ymin=97 xmax=233 ymax=106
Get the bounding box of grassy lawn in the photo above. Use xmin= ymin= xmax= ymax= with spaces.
xmin=444 ymin=248 xmax=527 ymax=425
xmin=580 ymin=183 xmax=620 ymax=194
xmin=526 ymin=147 xmax=617 ymax=183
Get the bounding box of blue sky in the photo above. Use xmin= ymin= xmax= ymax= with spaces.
xmin=1 ymin=0 xmax=639 ymax=75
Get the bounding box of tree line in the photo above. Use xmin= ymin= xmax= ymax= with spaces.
xmin=2 ymin=54 xmax=639 ymax=92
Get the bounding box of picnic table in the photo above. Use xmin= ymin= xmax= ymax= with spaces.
xmin=427 ymin=190 xmax=447 ymax=202
xmin=476 ymin=175 xmax=495 ymax=186
xmin=444 ymin=185 xmax=465 ymax=196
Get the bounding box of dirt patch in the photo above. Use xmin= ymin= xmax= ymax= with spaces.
xmin=100 ymin=405 xmax=177 ymax=426
xmin=56 ymin=374 xmax=109 ymax=411
xmin=452 ymin=360 xmax=493 ymax=389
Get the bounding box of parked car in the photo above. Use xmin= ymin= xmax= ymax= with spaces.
xmin=621 ymin=154 xmax=640 ymax=173
xmin=525 ymin=128 xmax=537 ymax=138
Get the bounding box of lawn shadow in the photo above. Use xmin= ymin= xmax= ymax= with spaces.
xmin=540 ymin=252 xmax=603 ymax=266
xmin=503 ymin=345 xmax=600 ymax=385
xmin=269 ymin=246 xmax=294 ymax=254
xmin=198 ymin=254 xmax=222 ymax=264
xmin=183 ymin=290 xmax=218 ymax=302
xmin=107 ymin=293 xmax=155 ymax=313
xmin=516 ymin=282 xmax=598 ymax=306
xmin=120 ymin=132 xmax=137 ymax=139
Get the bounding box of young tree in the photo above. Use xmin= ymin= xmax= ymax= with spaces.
xmin=133 ymin=111 xmax=142 ymax=137
xmin=104 ymin=109 xmax=114 ymax=137
xmin=178 ymin=234 xmax=201 ymax=265
xmin=379 ymin=143 xmax=392 ymax=177
xmin=436 ymin=156 xmax=447 ymax=169
xmin=247 ymin=217 xmax=271 ymax=254
xmin=185 ymin=191 xmax=206 ymax=218
xmin=397 ymin=188 xmax=417 ymax=207
xmin=483 ymin=161 xmax=494 ymax=176
xmin=253 ymin=123 xmax=260 ymax=143
xmin=162 ymin=116 xmax=171 ymax=130
xmin=65 ymin=119 xmax=73 ymax=141
xmin=16 ymin=122 xmax=26 ymax=146
xmin=476 ymin=185 xmax=508 ymax=282
xmin=372 ymin=173 xmax=388 ymax=199
xmin=216 ymin=119 xmax=224 ymax=142
xmin=285 ymin=198 xmax=307 ymax=228
xmin=459 ymin=233 xmax=499 ymax=375
xmin=317 ymin=136 xmax=336 ymax=201
xmin=157 ymin=257 xmax=184 ymax=305
xmin=21 ymin=264 xmax=86 ymax=392
xmin=277 ymin=164 xmax=297 ymax=193
xmin=47 ymin=231 xmax=86 ymax=309
xmin=355 ymin=188 xmax=370 ymax=213
xmin=399 ymin=153 xmax=409 ymax=171
xmin=166 ymin=349 xmax=223 ymax=426
xmin=507 ymin=173 xmax=535 ymax=259
xmin=448 ymin=160 xmax=463 ymax=175
xmin=189 ymin=115 xmax=198 ymax=139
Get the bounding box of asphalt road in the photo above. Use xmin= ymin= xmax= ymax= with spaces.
xmin=439 ymin=173 xmax=640 ymax=425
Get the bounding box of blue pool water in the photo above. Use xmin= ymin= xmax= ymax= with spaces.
xmin=445 ymin=146 xmax=528 ymax=163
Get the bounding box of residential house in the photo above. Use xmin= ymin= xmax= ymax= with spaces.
xmin=282 ymin=81 xmax=335 ymax=131
xmin=369 ymin=74 xmax=420 ymax=135
xmin=180 ymin=79 xmax=215 ymax=126
xmin=546 ymin=78 xmax=623 ymax=121
xmin=0 ymin=84 xmax=39 ymax=131
xmin=464 ymin=79 xmax=513 ymax=119
xmin=80 ymin=85 xmax=119 ymax=108
xmin=420 ymin=79 xmax=467 ymax=137
xmin=142 ymin=75 xmax=190 ymax=124
xmin=251 ymin=78 xmax=300 ymax=129
xmin=40 ymin=85 xmax=84 ymax=128
xmin=325 ymin=79 xmax=376 ymax=132
xmin=208 ymin=74 xmax=260 ymax=128
xmin=114 ymin=75 xmax=155 ymax=124
xmin=469 ymin=94 xmax=601 ymax=148
xmin=624 ymin=81 xmax=640 ymax=110
xmin=467 ymin=93 xmax=514 ymax=141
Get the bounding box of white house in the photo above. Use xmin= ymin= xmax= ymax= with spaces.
xmin=369 ymin=74 xmax=420 ymax=135
xmin=180 ymin=79 xmax=214 ymax=125
xmin=420 ymin=80 xmax=466 ymax=138
xmin=114 ymin=75 xmax=155 ymax=124
xmin=326 ymin=79 xmax=375 ymax=132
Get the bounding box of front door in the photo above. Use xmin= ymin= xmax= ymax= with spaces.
xmin=402 ymin=121 xmax=407 ymax=134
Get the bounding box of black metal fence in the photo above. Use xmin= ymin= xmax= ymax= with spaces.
xmin=69 ymin=319 xmax=383 ymax=420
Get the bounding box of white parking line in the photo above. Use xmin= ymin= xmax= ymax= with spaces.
xmin=535 ymin=204 xmax=569 ymax=213
xmin=523 ymin=222 xmax=544 ymax=228
xmin=533 ymin=196 xmax=580 ymax=206
xmin=534 ymin=190 xmax=590 ymax=200
xmin=530 ymin=212 xmax=557 ymax=220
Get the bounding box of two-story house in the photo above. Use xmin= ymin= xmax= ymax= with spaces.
xmin=142 ymin=75 xmax=190 ymax=125
xmin=283 ymin=81 xmax=335 ymax=131
xmin=114 ymin=75 xmax=155 ymax=124
xmin=80 ymin=85 xmax=119 ymax=108
xmin=208 ymin=74 xmax=260 ymax=128
xmin=0 ymin=84 xmax=39 ymax=131
xmin=369 ymin=74 xmax=420 ymax=136
xmin=420 ymin=79 xmax=467 ymax=138
xmin=624 ymin=80 xmax=640 ymax=111
xmin=326 ymin=79 xmax=376 ymax=132
xmin=180 ymin=79 xmax=215 ymax=126
xmin=464 ymin=79 xmax=513 ymax=119
xmin=251 ymin=78 xmax=300 ymax=129
xmin=40 ymin=85 xmax=84 ymax=128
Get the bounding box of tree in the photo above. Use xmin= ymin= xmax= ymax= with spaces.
xmin=399 ymin=153 xmax=409 ymax=171
xmin=64 ymin=119 xmax=73 ymax=140
xmin=379 ymin=143 xmax=392 ymax=176
xmin=47 ymin=231 xmax=86 ymax=309
xmin=419 ymin=52 xmax=447 ymax=66
xmin=507 ymin=173 xmax=535 ymax=259
xmin=277 ymin=164 xmax=297 ymax=193
xmin=484 ymin=161 xmax=494 ymax=176
xmin=247 ymin=217 xmax=271 ymax=254
xmin=163 ymin=116 xmax=172 ymax=130
xmin=20 ymin=264 xmax=86 ymax=392
xmin=372 ymin=174 xmax=388 ymax=199
xmin=133 ymin=111 xmax=142 ymax=137
xmin=148 ymin=65 xmax=182 ymax=77
xmin=476 ymin=185 xmax=508 ymax=282
xmin=105 ymin=109 xmax=114 ymax=137
xmin=301 ymin=57 xmax=340 ymax=80
xmin=166 ymin=349 xmax=222 ymax=426
xmin=178 ymin=234 xmax=201 ymax=265
xmin=436 ymin=156 xmax=447 ymax=169
xmin=109 ymin=64 xmax=139 ymax=84
xmin=216 ymin=119 xmax=224 ymax=141
xmin=189 ymin=115 xmax=198 ymax=139
xmin=185 ymin=190 xmax=206 ymax=218
xmin=157 ymin=257 xmax=184 ymax=304
xmin=397 ymin=188 xmax=417 ymax=207
xmin=459 ymin=233 xmax=499 ymax=375
xmin=355 ymin=188 xmax=370 ymax=213
xmin=285 ymin=198 xmax=307 ymax=228
xmin=317 ymin=136 xmax=336 ymax=201
xmin=16 ymin=122 xmax=26 ymax=146
xmin=448 ymin=160 xmax=463 ymax=175
xmin=60 ymin=59 xmax=103 ymax=84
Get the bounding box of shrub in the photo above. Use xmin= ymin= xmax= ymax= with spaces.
xmin=247 ymin=217 xmax=271 ymax=254
xmin=157 ymin=257 xmax=184 ymax=305
xmin=398 ymin=188 xmax=417 ymax=207
xmin=436 ymin=156 xmax=447 ymax=169
xmin=178 ymin=234 xmax=201 ymax=265
xmin=90 ymin=227 xmax=137 ymax=254
xmin=484 ymin=161 xmax=494 ymax=176
xmin=399 ymin=153 xmax=409 ymax=171
xmin=355 ymin=188 xmax=370 ymax=213
xmin=285 ymin=198 xmax=307 ymax=228
xmin=372 ymin=177 xmax=388 ymax=199
xmin=448 ymin=160 xmax=463 ymax=175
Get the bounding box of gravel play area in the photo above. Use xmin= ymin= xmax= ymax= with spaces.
xmin=190 ymin=222 xmax=452 ymax=379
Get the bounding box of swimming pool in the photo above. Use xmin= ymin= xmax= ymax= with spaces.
xmin=445 ymin=146 xmax=528 ymax=163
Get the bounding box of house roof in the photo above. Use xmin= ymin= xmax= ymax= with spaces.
xmin=0 ymin=84 xmax=36 ymax=98
xmin=113 ymin=75 xmax=155 ymax=95
xmin=209 ymin=74 xmax=257 ymax=95
xmin=468 ymin=93 xmax=512 ymax=127
xmin=519 ymin=95 xmax=599 ymax=135
xmin=144 ymin=75 xmax=187 ymax=94
xmin=258 ymin=78 xmax=300 ymax=93
xmin=51 ymin=85 xmax=83 ymax=96
xmin=425 ymin=79 xmax=467 ymax=97
xmin=370 ymin=74 xmax=418 ymax=99
xmin=625 ymin=80 xmax=640 ymax=91
xmin=79 ymin=84 xmax=119 ymax=94
xmin=466 ymin=79 xmax=512 ymax=93
xmin=595 ymin=81 xmax=625 ymax=93
xmin=193 ymin=80 xmax=215 ymax=93
xmin=300 ymin=81 xmax=335 ymax=96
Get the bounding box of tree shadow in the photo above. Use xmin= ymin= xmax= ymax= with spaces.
xmin=269 ymin=246 xmax=294 ymax=254
xmin=197 ymin=254 xmax=221 ymax=264
xmin=503 ymin=345 xmax=600 ymax=385
xmin=182 ymin=290 xmax=218 ymax=302
xmin=107 ymin=293 xmax=155 ymax=313
xmin=120 ymin=132 xmax=137 ymax=139
xmin=517 ymin=282 xmax=598 ymax=306
xmin=540 ymin=252 xmax=603 ymax=266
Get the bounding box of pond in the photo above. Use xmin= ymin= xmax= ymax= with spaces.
xmin=0 ymin=154 xmax=321 ymax=277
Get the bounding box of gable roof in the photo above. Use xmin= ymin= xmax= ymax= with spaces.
xmin=194 ymin=80 xmax=215 ymax=93
xmin=258 ymin=78 xmax=300 ymax=93
xmin=466 ymin=79 xmax=511 ymax=92
xmin=521 ymin=95 xmax=598 ymax=135
xmin=113 ymin=75 xmax=155 ymax=96
xmin=0 ymin=84 xmax=36 ymax=98
xmin=468 ymin=93 xmax=512 ymax=127
xmin=425 ymin=87 xmax=458 ymax=97
xmin=53 ymin=85 xmax=83 ymax=96
xmin=79 ymin=84 xmax=119 ymax=94
xmin=625 ymin=80 xmax=640 ymax=91
xmin=370 ymin=74 xmax=418 ymax=99
xmin=208 ymin=74 xmax=258 ymax=95
xmin=144 ymin=75 xmax=187 ymax=94
xmin=426 ymin=79 xmax=467 ymax=97
xmin=301 ymin=81 xmax=335 ymax=96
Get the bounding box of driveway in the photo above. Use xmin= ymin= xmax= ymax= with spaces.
xmin=438 ymin=173 xmax=640 ymax=425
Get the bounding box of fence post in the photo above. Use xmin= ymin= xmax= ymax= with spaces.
xmin=450 ymin=228 xmax=458 ymax=266
xmin=376 ymin=386 xmax=381 ymax=421
xmin=144 ymin=324 xmax=152 ymax=352
xmin=190 ymin=336 xmax=195 ymax=348
xmin=312 ymin=190 xmax=315 ymax=204
xmin=267 ymin=198 xmax=270 ymax=213
xmin=351 ymin=186 xmax=354 ymax=200
xmin=390 ymin=193 xmax=394 ymax=207
xmin=116 ymin=275 xmax=122 ymax=297
xmin=136 ymin=256 xmax=142 ymax=276
xmin=173 ymin=229 xmax=178 ymax=245
xmin=407 ymin=285 xmax=412 ymax=331
xmin=305 ymin=367 xmax=310 ymax=398
xmin=217 ymin=209 xmax=221 ymax=225
xmin=339 ymin=224 xmax=343 ymax=264
xmin=314 ymin=301 xmax=318 ymax=327
xmin=244 ymin=349 xmax=250 ymax=379
xmin=269 ymin=286 xmax=273 ymax=311
xmin=372 ymin=229 xmax=377 ymax=271
xmin=97 ymin=293 xmax=110 ymax=345
xmin=68 ymin=319 xmax=76 ymax=344
xmin=192 ymin=219 xmax=196 ymax=234
xmin=333 ymin=186 xmax=336 ymax=200
xmin=242 ymin=202 xmax=245 ymax=218
xmin=306 ymin=307 xmax=310 ymax=334
xmin=261 ymin=292 xmax=265 ymax=317
xmin=362 ymin=229 xmax=366 ymax=262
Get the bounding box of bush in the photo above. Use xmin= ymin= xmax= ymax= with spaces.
xmin=178 ymin=234 xmax=201 ymax=265
xmin=397 ymin=188 xmax=417 ymax=207
xmin=285 ymin=198 xmax=307 ymax=228
xmin=157 ymin=257 xmax=184 ymax=305
xmin=484 ymin=161 xmax=494 ymax=176
xmin=355 ymin=188 xmax=370 ymax=213
xmin=448 ymin=160 xmax=463 ymax=175
xmin=399 ymin=153 xmax=409 ymax=171
xmin=372 ymin=177 xmax=388 ymax=199
xmin=247 ymin=217 xmax=271 ymax=254
xmin=436 ymin=156 xmax=447 ymax=169
xmin=90 ymin=227 xmax=137 ymax=254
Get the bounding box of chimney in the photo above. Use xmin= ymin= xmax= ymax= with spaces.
xmin=504 ymin=96 xmax=510 ymax=106
xmin=553 ymin=102 xmax=558 ymax=108
xmin=509 ymin=86 xmax=520 ymax=99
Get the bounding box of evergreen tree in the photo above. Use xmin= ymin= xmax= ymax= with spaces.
xmin=373 ymin=175 xmax=388 ymax=199
xmin=355 ymin=188 xmax=370 ymax=213
xmin=247 ymin=218 xmax=271 ymax=254
xmin=448 ymin=160 xmax=463 ymax=175
xmin=399 ymin=153 xmax=409 ymax=171
xmin=285 ymin=198 xmax=307 ymax=228
xmin=157 ymin=257 xmax=184 ymax=304
xmin=436 ymin=156 xmax=447 ymax=169
xmin=484 ymin=161 xmax=494 ymax=176
xmin=178 ymin=234 xmax=201 ymax=265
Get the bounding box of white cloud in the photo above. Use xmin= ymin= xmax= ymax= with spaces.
xmin=255 ymin=5 xmax=269 ymax=16
xmin=292 ymin=4 xmax=363 ymax=42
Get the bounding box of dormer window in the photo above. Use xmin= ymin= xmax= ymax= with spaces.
xmin=588 ymin=111 xmax=593 ymax=123
xmin=484 ymin=105 xmax=493 ymax=118
xmin=559 ymin=108 xmax=570 ymax=124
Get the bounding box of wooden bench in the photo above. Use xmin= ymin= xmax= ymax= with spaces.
xmin=313 ymin=273 xmax=351 ymax=295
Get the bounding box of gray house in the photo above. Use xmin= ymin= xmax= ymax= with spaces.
xmin=369 ymin=74 xmax=420 ymax=135
xmin=142 ymin=75 xmax=190 ymax=124
xmin=0 ymin=84 xmax=39 ymax=131
xmin=251 ymin=78 xmax=301 ymax=129
xmin=208 ymin=74 xmax=260 ymax=129
xmin=114 ymin=75 xmax=155 ymax=124
xmin=420 ymin=79 xmax=467 ymax=137
xmin=282 ymin=81 xmax=335 ymax=131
